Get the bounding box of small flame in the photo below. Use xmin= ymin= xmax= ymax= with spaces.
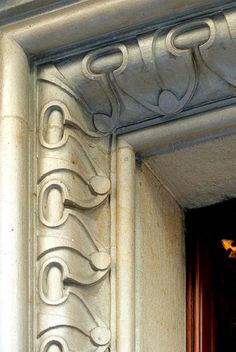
xmin=221 ymin=239 xmax=236 ymax=259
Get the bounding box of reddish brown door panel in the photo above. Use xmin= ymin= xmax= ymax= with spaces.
xmin=186 ymin=199 xmax=236 ymax=352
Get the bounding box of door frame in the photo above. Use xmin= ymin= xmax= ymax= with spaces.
xmin=1 ymin=1 xmax=236 ymax=351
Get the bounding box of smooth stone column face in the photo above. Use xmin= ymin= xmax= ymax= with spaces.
xmin=117 ymin=140 xmax=136 ymax=352
xmin=0 ymin=37 xmax=29 ymax=352
xmin=0 ymin=117 xmax=29 ymax=352
xmin=135 ymin=162 xmax=186 ymax=352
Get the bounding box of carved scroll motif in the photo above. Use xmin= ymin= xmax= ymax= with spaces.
xmin=37 ymin=65 xmax=111 ymax=352
xmin=37 ymin=9 xmax=236 ymax=132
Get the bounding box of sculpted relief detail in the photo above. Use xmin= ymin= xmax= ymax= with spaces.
xmin=39 ymin=8 xmax=236 ymax=132
xmin=36 ymin=65 xmax=112 ymax=351
xmin=35 ymin=7 xmax=236 ymax=352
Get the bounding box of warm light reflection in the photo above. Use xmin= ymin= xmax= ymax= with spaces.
xmin=221 ymin=239 xmax=236 ymax=259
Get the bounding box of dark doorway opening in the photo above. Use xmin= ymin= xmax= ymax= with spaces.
xmin=186 ymin=199 xmax=236 ymax=352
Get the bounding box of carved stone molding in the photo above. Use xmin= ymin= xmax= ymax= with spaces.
xmin=36 ymin=8 xmax=236 ymax=133
xmin=36 ymin=65 xmax=112 ymax=351
xmin=2 ymin=1 xmax=236 ymax=352
xmin=33 ymin=8 xmax=236 ymax=351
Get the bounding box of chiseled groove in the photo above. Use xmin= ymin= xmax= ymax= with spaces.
xmin=84 ymin=26 xmax=210 ymax=74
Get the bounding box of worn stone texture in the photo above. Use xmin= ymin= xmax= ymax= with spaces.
xmin=0 ymin=0 xmax=234 ymax=24
xmin=147 ymin=133 xmax=236 ymax=208
xmin=135 ymin=162 xmax=185 ymax=352
xmin=0 ymin=1 xmax=76 ymax=22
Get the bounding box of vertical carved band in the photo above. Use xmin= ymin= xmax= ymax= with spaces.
xmin=36 ymin=65 xmax=112 ymax=351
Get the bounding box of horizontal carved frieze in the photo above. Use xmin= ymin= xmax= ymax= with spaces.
xmin=38 ymin=8 xmax=236 ymax=132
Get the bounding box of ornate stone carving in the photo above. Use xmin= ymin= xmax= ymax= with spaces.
xmin=36 ymin=65 xmax=111 ymax=351
xmin=34 ymin=7 xmax=236 ymax=352
xmin=38 ymin=8 xmax=236 ymax=132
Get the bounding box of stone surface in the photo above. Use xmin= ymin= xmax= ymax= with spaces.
xmin=147 ymin=134 xmax=236 ymax=208
xmin=1 ymin=0 xmax=236 ymax=351
xmin=135 ymin=162 xmax=185 ymax=352
xmin=0 ymin=1 xmax=77 ymax=22
xmin=0 ymin=0 xmax=234 ymax=24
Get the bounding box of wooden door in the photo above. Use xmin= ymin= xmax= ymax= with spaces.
xmin=186 ymin=200 xmax=236 ymax=352
xmin=186 ymin=235 xmax=216 ymax=352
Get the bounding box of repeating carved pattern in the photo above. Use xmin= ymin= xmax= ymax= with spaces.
xmin=38 ymin=9 xmax=236 ymax=132
xmin=35 ymin=8 xmax=236 ymax=351
xmin=36 ymin=65 xmax=112 ymax=351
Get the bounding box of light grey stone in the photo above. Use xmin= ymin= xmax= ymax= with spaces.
xmin=0 ymin=1 xmax=236 ymax=351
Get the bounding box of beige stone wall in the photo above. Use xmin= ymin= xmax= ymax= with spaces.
xmin=135 ymin=162 xmax=186 ymax=352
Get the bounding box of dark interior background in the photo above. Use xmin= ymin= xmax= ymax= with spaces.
xmin=186 ymin=199 xmax=236 ymax=352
